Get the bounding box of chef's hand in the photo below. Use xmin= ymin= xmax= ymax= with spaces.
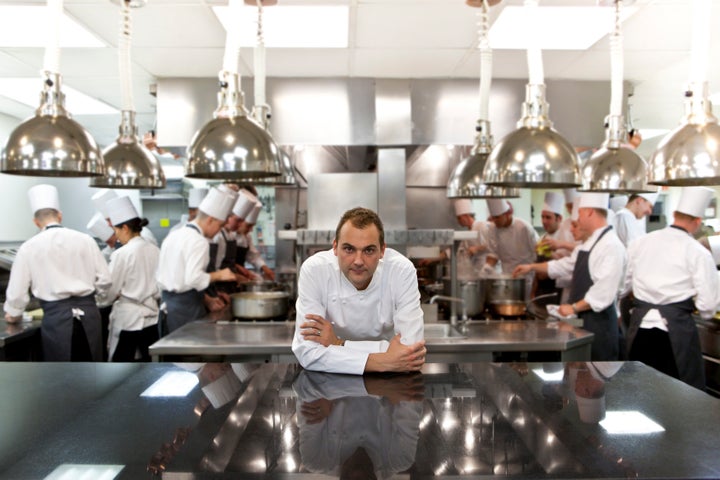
xmin=300 ymin=398 xmax=333 ymax=424
xmin=204 ymin=294 xmax=227 ymax=313
xmin=558 ymin=304 xmax=575 ymax=317
xmin=366 ymin=335 xmax=426 ymax=373
xmin=467 ymin=244 xmax=487 ymax=256
xmin=300 ymin=314 xmax=341 ymax=347
xmin=235 ymin=265 xmax=257 ymax=280
xmin=512 ymin=264 xmax=533 ymax=278
xmin=210 ymin=268 xmax=236 ymax=283
xmin=480 ymin=264 xmax=495 ymax=277
xmin=4 ymin=312 xmax=21 ymax=324
xmin=363 ymin=372 xmax=425 ymax=404
xmin=261 ymin=265 xmax=275 ymax=281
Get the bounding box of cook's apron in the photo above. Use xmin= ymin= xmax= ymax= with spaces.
xmin=568 ymin=226 xmax=619 ymax=361
xmin=534 ymin=254 xmax=562 ymax=305
xmin=215 ymin=230 xmax=239 ymax=294
xmin=235 ymin=243 xmax=249 ymax=268
xmin=108 ymin=294 xmax=158 ymax=359
xmin=161 ymin=289 xmax=206 ymax=334
xmin=39 ymin=294 xmax=103 ymax=361
xmin=627 ymin=297 xmax=705 ymax=390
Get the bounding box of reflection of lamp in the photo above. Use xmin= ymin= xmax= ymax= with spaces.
xmin=1 ymin=0 xmax=104 ymax=177
xmin=649 ymin=0 xmax=720 ymax=186
xmin=92 ymin=0 xmax=165 ymax=189
xmin=185 ymin=0 xmax=283 ymax=180
xmin=483 ymin=0 xmax=579 ymax=188
xmin=446 ymin=1 xmax=518 ymax=199
xmin=580 ymin=0 xmax=651 ymax=193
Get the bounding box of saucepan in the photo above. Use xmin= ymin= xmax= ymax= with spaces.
xmin=231 ymin=291 xmax=289 ymax=319
xmin=237 ymin=280 xmax=285 ymax=293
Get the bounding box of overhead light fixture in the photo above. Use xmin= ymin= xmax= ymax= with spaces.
xmin=649 ymin=0 xmax=720 ymax=186
xmin=0 ymin=5 xmax=105 ymax=48
xmin=249 ymin=0 xmax=296 ymax=186
xmin=92 ymin=0 xmax=165 ymax=189
xmin=211 ymin=4 xmax=348 ymax=48
xmin=580 ymin=0 xmax=652 ymax=193
xmin=483 ymin=0 xmax=580 ymax=189
xmin=1 ymin=0 xmax=104 ymax=178
xmin=447 ymin=0 xmax=518 ymax=199
xmin=186 ymin=0 xmax=283 ymax=180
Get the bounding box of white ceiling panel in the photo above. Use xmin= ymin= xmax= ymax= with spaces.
xmin=252 ymin=49 xmax=352 ymax=77
xmin=352 ymin=48 xmax=468 ymax=78
xmin=132 ymin=47 xmax=230 ymax=77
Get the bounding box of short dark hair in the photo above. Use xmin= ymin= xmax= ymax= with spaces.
xmin=335 ymin=207 xmax=385 ymax=246
xmin=34 ymin=208 xmax=60 ymax=221
xmin=114 ymin=217 xmax=149 ymax=233
xmin=593 ymin=208 xmax=608 ymax=219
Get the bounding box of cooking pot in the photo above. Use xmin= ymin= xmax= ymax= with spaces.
xmin=484 ymin=274 xmax=526 ymax=303
xmin=231 ymin=291 xmax=289 ymax=319
xmin=237 ymin=280 xmax=285 ymax=293
xmin=442 ymin=277 xmax=485 ymax=316
xmin=488 ymin=299 xmax=526 ymax=317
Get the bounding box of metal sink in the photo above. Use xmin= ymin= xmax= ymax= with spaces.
xmin=423 ymin=324 xmax=467 ymax=339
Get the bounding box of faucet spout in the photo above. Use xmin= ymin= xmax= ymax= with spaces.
xmin=428 ymin=295 xmax=468 ymax=326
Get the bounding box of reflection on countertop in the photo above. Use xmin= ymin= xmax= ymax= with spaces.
xmin=0 ymin=361 xmax=718 ymax=479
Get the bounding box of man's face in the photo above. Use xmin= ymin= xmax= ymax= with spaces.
xmin=541 ymin=210 xmax=561 ymax=234
xmin=204 ymin=217 xmax=225 ymax=238
xmin=576 ymin=208 xmax=595 ymax=241
xmin=225 ymin=214 xmax=240 ymax=231
xmin=457 ymin=214 xmax=474 ymax=229
xmin=635 ymin=198 xmax=653 ymax=219
xmin=333 ymin=221 xmax=385 ymax=290
xmin=490 ymin=212 xmax=512 ymax=229
xmin=236 ymin=220 xmax=251 ymax=234
xmin=570 ymin=220 xmax=582 ymax=241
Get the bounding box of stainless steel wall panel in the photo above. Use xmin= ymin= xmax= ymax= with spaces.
xmin=375 ymin=79 xmax=412 ymax=146
xmin=307 ymin=173 xmax=377 ymax=230
xmin=377 ymin=148 xmax=406 ymax=230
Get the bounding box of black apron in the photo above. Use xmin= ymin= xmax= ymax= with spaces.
xmin=39 ymin=294 xmax=103 ymax=361
xmin=568 ymin=226 xmax=619 ymax=361
xmin=534 ymin=253 xmax=562 ymax=305
xmin=235 ymin=240 xmax=249 ymax=268
xmin=627 ymin=297 xmax=705 ymax=390
xmin=215 ymin=230 xmax=240 ymax=294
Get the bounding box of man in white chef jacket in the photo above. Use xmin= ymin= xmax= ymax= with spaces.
xmin=533 ymin=192 xmax=575 ymax=303
xmin=87 ymin=212 xmax=118 ymax=263
xmin=624 ymin=187 xmax=718 ymax=390
xmin=3 ymin=184 xmax=112 ymax=361
xmin=156 ymin=187 xmax=238 ymax=334
xmin=91 ymin=188 xmax=158 ymax=247
xmin=235 ymin=196 xmax=275 ymax=281
xmin=292 ymin=207 xmax=426 ymax=375
xmin=513 ymin=193 xmax=626 ymax=360
xmin=612 ymin=192 xmax=658 ymax=247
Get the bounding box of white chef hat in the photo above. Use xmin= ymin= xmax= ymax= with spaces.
xmin=578 ymin=192 xmax=609 ymax=211
xmin=486 ymin=199 xmax=510 ymax=217
xmin=187 ymin=188 xmax=208 ymax=209
xmin=563 ymin=188 xmax=580 ymax=204
xmin=576 ymin=394 xmax=606 ymax=424
xmin=86 ymin=212 xmax=114 ymax=241
xmin=453 ymin=199 xmax=473 ymax=216
xmin=198 ymin=187 xmax=237 ymax=221
xmin=245 ymin=201 xmax=263 ymax=224
xmin=609 ymin=195 xmax=628 ymax=212
xmin=201 ymin=368 xmax=242 ymax=409
xmin=106 ymin=196 xmax=139 ymax=226
xmin=91 ymin=189 xmax=119 ymax=218
xmin=28 ymin=184 xmax=60 ymax=214
xmin=233 ymin=189 xmax=258 ymax=219
xmin=676 ymin=186 xmax=714 ymax=218
xmin=542 ymin=192 xmax=564 ymax=215
xmin=708 ymin=235 xmax=720 ymax=265
xmin=571 ymin=198 xmax=581 ymax=221
xmin=638 ymin=192 xmax=659 ymax=206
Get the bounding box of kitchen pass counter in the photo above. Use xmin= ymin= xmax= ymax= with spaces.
xmin=0 ymin=361 xmax=718 ymax=479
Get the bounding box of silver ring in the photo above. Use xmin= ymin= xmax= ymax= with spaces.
xmin=316 ymin=329 xmax=321 ymax=336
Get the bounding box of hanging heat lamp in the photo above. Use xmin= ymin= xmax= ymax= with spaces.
xmin=483 ymin=0 xmax=580 ymax=188
xmin=1 ymin=0 xmax=104 ymax=177
xmin=648 ymin=0 xmax=720 ymax=186
xmin=91 ymin=0 xmax=165 ymax=189
xmin=579 ymin=0 xmax=653 ymax=193
xmin=185 ymin=0 xmax=283 ymax=180
xmin=446 ymin=0 xmax=518 ymax=199
xmin=248 ymin=0 xmax=296 ymax=186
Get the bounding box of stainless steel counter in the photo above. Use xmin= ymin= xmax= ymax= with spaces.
xmin=149 ymin=311 xmax=593 ymax=362
xmin=0 ymin=319 xmax=42 ymax=360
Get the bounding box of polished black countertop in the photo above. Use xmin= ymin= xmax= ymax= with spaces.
xmin=1 ymin=361 xmax=718 ymax=479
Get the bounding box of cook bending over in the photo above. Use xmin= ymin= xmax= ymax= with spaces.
xmin=292 ymin=207 xmax=426 ymax=374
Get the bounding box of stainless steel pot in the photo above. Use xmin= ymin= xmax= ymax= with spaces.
xmin=237 ymin=280 xmax=284 ymax=293
xmin=484 ymin=274 xmax=526 ymax=303
xmin=231 ymin=291 xmax=289 ymax=319
xmin=442 ymin=277 xmax=486 ymax=316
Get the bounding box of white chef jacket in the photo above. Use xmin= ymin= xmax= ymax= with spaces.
xmin=211 ymin=228 xmax=237 ymax=271
xmin=140 ymin=227 xmax=158 ymax=246
xmin=542 ymin=223 xmax=577 ymax=290
xmin=469 ymin=220 xmax=490 ymax=271
xmin=294 ymin=371 xmax=422 ymax=478
xmin=236 ymin=232 xmax=266 ymax=269
xmin=3 ymin=224 xmax=112 ymax=317
xmin=487 ymin=217 xmax=539 ymax=274
xmin=625 ymin=226 xmax=719 ymax=324
xmin=547 ymin=225 xmax=626 ymax=312
xmin=156 ymin=221 xmax=211 ymax=293
xmin=292 ymin=248 xmax=424 ymax=375
xmin=613 ymin=208 xmax=645 ymax=247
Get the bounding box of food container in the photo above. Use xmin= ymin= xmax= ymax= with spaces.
xmin=230 ymin=291 xmax=289 ymax=319
xmin=441 ymin=277 xmax=486 ymax=316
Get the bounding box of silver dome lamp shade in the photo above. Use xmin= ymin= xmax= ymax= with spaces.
xmin=92 ymin=0 xmax=164 ymax=189
xmin=649 ymin=0 xmax=720 ymax=186
xmin=1 ymin=0 xmax=103 ymax=177
xmin=250 ymin=150 xmax=297 ymax=186
xmin=446 ymin=1 xmax=517 ymax=199
xmin=186 ymin=0 xmax=282 ymax=180
xmin=580 ymin=0 xmax=652 ymax=193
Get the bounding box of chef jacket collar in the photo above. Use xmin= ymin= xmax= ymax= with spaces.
xmin=44 ymin=223 xmax=62 ymax=230
xmin=670 ymin=224 xmax=689 ymax=235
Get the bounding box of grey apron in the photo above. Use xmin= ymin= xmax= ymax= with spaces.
xmin=568 ymin=226 xmax=619 ymax=361
xmin=627 ymin=297 xmax=705 ymax=390
xmin=39 ymin=294 xmax=103 ymax=361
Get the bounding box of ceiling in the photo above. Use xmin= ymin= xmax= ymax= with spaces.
xmin=0 ymin=0 xmax=718 ymax=159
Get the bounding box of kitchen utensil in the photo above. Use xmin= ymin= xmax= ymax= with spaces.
xmin=231 ymin=291 xmax=289 ymax=319
xmin=442 ymin=277 xmax=486 ymax=316
xmin=488 ymin=299 xmax=526 ymax=317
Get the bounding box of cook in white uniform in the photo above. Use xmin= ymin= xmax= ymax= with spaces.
xmin=534 ymin=192 xmax=575 ymax=303
xmin=87 ymin=212 xmax=118 ymax=263
xmin=612 ymin=192 xmax=658 ymax=247
xmin=235 ymin=198 xmax=275 ymax=281
xmin=170 ymin=187 xmax=208 ymax=234
xmin=156 ymin=187 xmax=238 ymax=334
xmin=91 ymin=188 xmax=158 ymax=247
xmin=4 ymin=185 xmax=111 ymax=361
xmin=97 ymin=196 xmax=161 ymax=361
xmin=293 ymin=369 xmax=422 ymax=478
xmin=292 ymin=207 xmax=426 ymax=375
xmin=624 ymin=187 xmax=718 ymax=390
xmin=514 ymin=193 xmax=626 ymax=360
xmin=553 ymin=188 xmax=580 ymax=251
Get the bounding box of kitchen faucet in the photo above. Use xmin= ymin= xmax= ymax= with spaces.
xmin=429 ymin=295 xmax=467 ymax=326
